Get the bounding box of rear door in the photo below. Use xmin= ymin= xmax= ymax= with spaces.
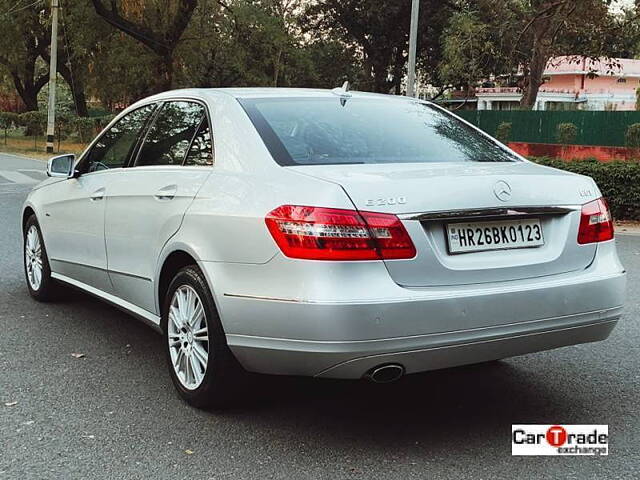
xmin=104 ymin=100 xmax=214 ymax=313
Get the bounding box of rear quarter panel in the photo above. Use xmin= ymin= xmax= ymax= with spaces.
xmin=157 ymin=92 xmax=357 ymax=310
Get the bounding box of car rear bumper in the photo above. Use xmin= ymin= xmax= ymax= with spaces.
xmin=201 ymin=241 xmax=626 ymax=379
xmin=226 ymin=311 xmax=619 ymax=378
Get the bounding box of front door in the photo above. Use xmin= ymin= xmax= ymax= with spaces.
xmin=41 ymin=103 xmax=157 ymax=292
xmin=40 ymin=173 xmax=111 ymax=292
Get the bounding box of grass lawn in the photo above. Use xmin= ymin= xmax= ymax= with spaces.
xmin=0 ymin=133 xmax=87 ymax=160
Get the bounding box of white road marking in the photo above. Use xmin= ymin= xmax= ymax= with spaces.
xmin=0 ymin=170 xmax=40 ymax=184
xmin=0 ymin=152 xmax=33 ymax=159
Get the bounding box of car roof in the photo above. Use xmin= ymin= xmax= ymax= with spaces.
xmin=131 ymin=87 xmax=416 ymax=103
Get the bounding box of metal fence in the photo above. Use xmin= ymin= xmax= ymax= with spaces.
xmin=455 ymin=110 xmax=640 ymax=147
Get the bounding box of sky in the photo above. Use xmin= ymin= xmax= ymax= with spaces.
xmin=611 ymin=0 xmax=634 ymax=13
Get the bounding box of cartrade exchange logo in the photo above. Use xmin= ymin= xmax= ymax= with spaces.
xmin=512 ymin=425 xmax=608 ymax=456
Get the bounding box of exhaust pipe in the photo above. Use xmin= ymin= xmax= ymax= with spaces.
xmin=365 ymin=364 xmax=405 ymax=384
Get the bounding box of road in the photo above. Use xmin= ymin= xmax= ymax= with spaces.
xmin=1 ymin=152 xmax=638 ymax=479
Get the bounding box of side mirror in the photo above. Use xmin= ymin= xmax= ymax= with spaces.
xmin=47 ymin=154 xmax=75 ymax=178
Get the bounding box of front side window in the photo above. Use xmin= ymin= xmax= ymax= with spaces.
xmin=135 ymin=101 xmax=207 ymax=166
xmin=239 ymin=97 xmax=519 ymax=166
xmin=81 ymin=104 xmax=156 ymax=173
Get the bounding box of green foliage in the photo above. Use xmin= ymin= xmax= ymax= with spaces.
xmin=2 ymin=110 xmax=112 ymax=142
xmin=307 ymin=0 xmax=454 ymax=93
xmin=18 ymin=111 xmax=47 ymax=136
xmin=439 ymin=9 xmax=517 ymax=90
xmin=175 ymin=0 xmax=359 ymax=91
xmin=555 ymin=122 xmax=578 ymax=145
xmin=0 ymin=0 xmax=634 ymax=114
xmin=437 ymin=1 xmax=630 ymax=109
xmin=94 ymin=115 xmax=115 ymax=130
xmin=532 ymin=157 xmax=640 ymax=220
xmin=0 ymin=111 xmax=18 ymax=129
xmin=54 ymin=111 xmax=74 ymax=141
xmin=0 ymin=111 xmax=18 ymax=144
xmin=636 ymin=88 xmax=640 ymax=111
xmin=496 ymin=122 xmax=512 ymax=143
xmin=625 ymin=123 xmax=640 ymax=148
xmin=72 ymin=117 xmax=97 ymax=143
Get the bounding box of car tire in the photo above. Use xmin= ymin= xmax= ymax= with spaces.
xmin=24 ymin=215 xmax=58 ymax=302
xmin=162 ymin=265 xmax=246 ymax=409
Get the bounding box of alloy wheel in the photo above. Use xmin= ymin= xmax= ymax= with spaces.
xmin=167 ymin=285 xmax=209 ymax=390
xmin=25 ymin=225 xmax=43 ymax=291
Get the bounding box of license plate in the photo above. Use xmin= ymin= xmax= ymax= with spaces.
xmin=446 ymin=218 xmax=544 ymax=254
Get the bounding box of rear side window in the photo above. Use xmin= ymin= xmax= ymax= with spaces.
xmin=184 ymin=118 xmax=213 ymax=166
xmin=82 ymin=104 xmax=156 ymax=172
xmin=136 ymin=101 xmax=207 ymax=166
xmin=239 ymin=97 xmax=519 ymax=166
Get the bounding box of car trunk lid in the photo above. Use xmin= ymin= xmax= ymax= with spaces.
xmin=289 ymin=161 xmax=599 ymax=287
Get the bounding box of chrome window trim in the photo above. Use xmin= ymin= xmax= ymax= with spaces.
xmin=74 ymin=101 xmax=160 ymax=177
xmin=398 ymin=206 xmax=581 ymax=222
xmin=130 ymin=97 xmax=214 ymax=168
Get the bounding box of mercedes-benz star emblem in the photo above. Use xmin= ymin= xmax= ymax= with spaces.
xmin=493 ymin=180 xmax=512 ymax=202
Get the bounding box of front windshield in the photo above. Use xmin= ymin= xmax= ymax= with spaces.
xmin=239 ymin=97 xmax=519 ymax=166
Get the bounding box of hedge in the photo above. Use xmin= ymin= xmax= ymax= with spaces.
xmin=532 ymin=157 xmax=640 ymax=221
xmin=0 ymin=110 xmax=114 ymax=141
xmin=555 ymin=122 xmax=578 ymax=145
xmin=626 ymin=123 xmax=640 ymax=148
xmin=495 ymin=122 xmax=512 ymax=144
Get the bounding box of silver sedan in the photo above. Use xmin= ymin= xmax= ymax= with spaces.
xmin=22 ymin=88 xmax=626 ymax=408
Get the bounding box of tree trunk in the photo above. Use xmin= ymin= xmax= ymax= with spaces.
xmin=360 ymin=54 xmax=375 ymax=91
xmin=17 ymin=85 xmax=39 ymax=112
xmin=71 ymin=86 xmax=89 ymax=117
xmin=10 ymin=71 xmax=46 ymax=112
xmin=153 ymin=54 xmax=174 ymax=93
xmin=371 ymin=58 xmax=391 ymax=93
xmin=520 ymin=32 xmax=550 ymax=109
xmin=518 ymin=0 xmax=569 ymax=110
xmin=90 ymin=0 xmax=196 ymax=94
xmin=273 ymin=49 xmax=282 ymax=87
xmin=58 ymin=63 xmax=89 ymax=116
xmin=391 ymin=47 xmax=405 ymax=95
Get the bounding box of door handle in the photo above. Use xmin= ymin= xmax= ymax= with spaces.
xmin=90 ymin=187 xmax=105 ymax=201
xmin=154 ymin=184 xmax=177 ymax=201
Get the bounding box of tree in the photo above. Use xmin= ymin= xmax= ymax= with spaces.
xmin=439 ymin=8 xmax=519 ymax=99
xmin=173 ymin=0 xmax=359 ymax=90
xmin=515 ymin=0 xmax=618 ymax=109
xmin=90 ymin=0 xmax=198 ymax=91
xmin=306 ymin=0 xmax=455 ymax=94
xmin=439 ymin=0 xmax=623 ymax=109
xmin=0 ymin=1 xmax=49 ymax=111
xmin=0 ymin=0 xmax=95 ymax=115
xmin=175 ymin=0 xmax=288 ymax=88
xmin=84 ymin=32 xmax=157 ymax=109
xmin=49 ymin=0 xmax=115 ymax=116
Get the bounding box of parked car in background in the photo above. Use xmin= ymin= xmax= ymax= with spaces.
xmin=22 ymin=88 xmax=626 ymax=408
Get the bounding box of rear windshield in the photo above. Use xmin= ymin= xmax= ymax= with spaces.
xmin=239 ymin=97 xmax=519 ymax=166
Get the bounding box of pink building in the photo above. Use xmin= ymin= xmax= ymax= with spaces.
xmin=476 ymin=56 xmax=640 ymax=111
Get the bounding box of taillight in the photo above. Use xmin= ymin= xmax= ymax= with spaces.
xmin=265 ymin=205 xmax=416 ymax=261
xmin=577 ymin=198 xmax=614 ymax=244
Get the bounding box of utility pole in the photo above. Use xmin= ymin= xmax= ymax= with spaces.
xmin=406 ymin=0 xmax=419 ymax=97
xmin=45 ymin=0 xmax=59 ymax=154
